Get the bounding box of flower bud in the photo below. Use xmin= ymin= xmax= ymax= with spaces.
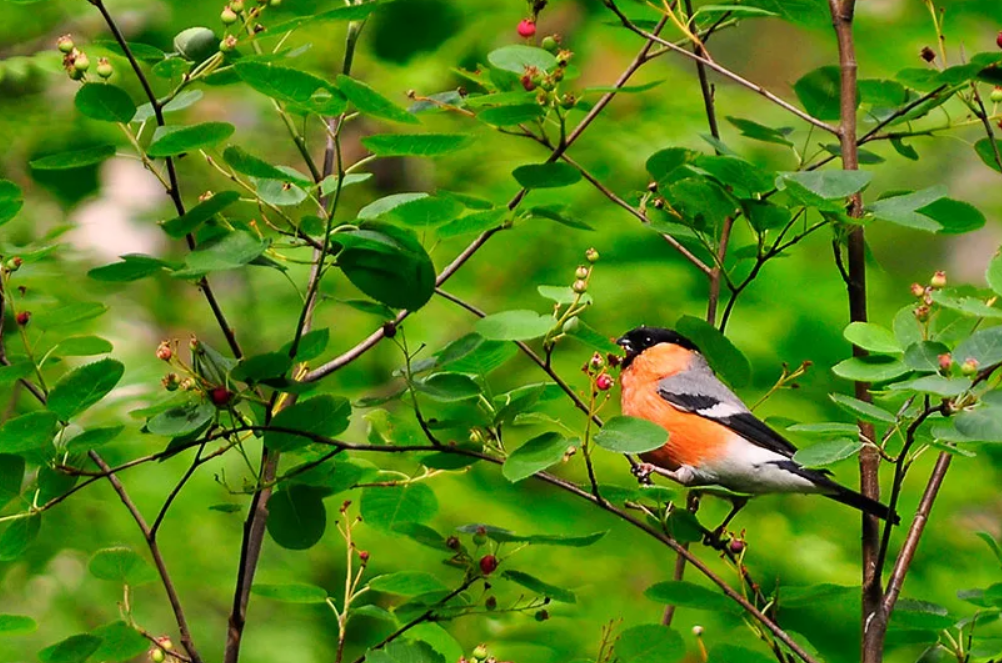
xmin=585 ymin=247 xmax=599 ymax=263
xmin=572 ymin=279 xmax=587 ymax=294
xmin=910 ymin=283 xmax=925 ymax=298
xmin=961 ymin=358 xmax=979 ymax=376
xmin=96 ymin=57 xmax=113 ymax=79
xmin=162 ymin=373 xmax=180 ymax=391
xmin=930 ymin=270 xmax=947 ymax=288
xmin=914 ymin=305 xmax=930 ymax=321
xmin=937 ymin=353 xmax=952 ymax=371
xmin=57 ymin=35 xmax=75 ymax=54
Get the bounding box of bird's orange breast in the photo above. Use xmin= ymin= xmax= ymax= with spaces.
xmin=620 ymin=345 xmax=730 ymax=469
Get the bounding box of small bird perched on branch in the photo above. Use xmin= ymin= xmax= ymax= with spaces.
xmin=616 ymin=325 xmax=899 ymax=528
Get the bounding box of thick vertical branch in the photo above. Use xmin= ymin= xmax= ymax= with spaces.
xmin=827 ymin=1 xmax=883 ymax=660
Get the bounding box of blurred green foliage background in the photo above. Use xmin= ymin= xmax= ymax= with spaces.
xmin=1 ymin=1 xmax=1002 ymax=662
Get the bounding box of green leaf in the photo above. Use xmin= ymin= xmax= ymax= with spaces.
xmin=793 ymin=65 xmax=849 ymax=121
xmin=0 ymin=614 xmax=36 ymax=636
xmin=707 ymin=645 xmax=774 ymax=663
xmin=234 ymin=61 xmax=346 ymax=115
xmin=675 ymin=315 xmax=751 ymax=387
xmin=843 ymin=322 xmax=902 ymax=354
xmin=954 ymin=326 xmax=1002 ymax=367
xmin=318 ymin=173 xmax=373 ymax=196
xmin=0 ymin=362 xmax=33 ymax=387
xmin=0 ymin=179 xmax=23 ymax=226
xmin=0 ymin=412 xmax=58 ymax=454
xmin=264 ymin=3 xmax=388 ymax=34
xmin=337 ymin=223 xmax=436 ymax=310
xmin=988 ymin=255 xmax=1002 ymax=298
xmin=594 ymin=416 xmax=668 ymax=454
xmin=181 ymin=231 xmax=269 ymax=275
xmin=133 ymin=90 xmax=203 ymax=123
xmin=88 ymin=254 xmax=169 ymax=282
xmin=33 ymin=302 xmax=108 ymax=329
xmin=367 ymin=641 xmax=445 ymax=663
xmin=778 ymin=170 xmax=873 ymax=207
xmin=147 ymin=122 xmax=235 ymax=157
xmin=66 ymin=426 xmax=124 ymax=452
xmin=475 ymin=310 xmax=553 ymax=341
xmin=0 ymin=455 xmax=25 ymax=511
xmin=975 ymin=138 xmax=1002 ymax=173
xmin=251 ymin=583 xmax=328 ymax=603
xmin=892 ymin=599 xmax=955 ymax=630
xmin=793 ymin=439 xmax=863 ymax=468
xmin=832 ymin=356 xmax=909 ymax=382
xmin=267 ymin=485 xmax=327 ymax=550
xmin=284 ymin=328 xmax=330 ymax=361
xmin=615 ymin=624 xmax=686 ymax=663
xmin=74 ymin=83 xmax=136 ymax=123
xmin=436 ymin=208 xmax=507 ymax=238
xmin=889 ymin=375 xmax=972 ymax=397
xmin=359 ymin=192 xmax=428 ymax=219
xmin=457 ymin=524 xmax=606 ymax=547
xmin=30 ymin=145 xmax=116 ymax=170
xmin=666 ymin=178 xmax=737 ymax=230
xmin=487 ymin=45 xmax=557 ymax=74
xmin=38 ymin=634 xmax=102 ymax=663
xmin=265 ymin=395 xmax=351 ymax=452
xmin=918 ymin=198 xmax=985 ymax=235
xmin=929 ymin=290 xmax=1002 ymax=319
xmin=231 ymin=352 xmax=292 ymax=384
xmin=905 ymin=341 xmax=951 ymax=372
xmin=361 ymin=134 xmax=471 ymax=157
xmin=537 ymin=286 xmax=592 ymax=306
xmin=414 ymin=373 xmax=481 ymax=402
xmin=47 ymin=359 xmax=125 ymax=421
xmin=647 ymin=147 xmax=701 ymax=181
xmin=477 ymin=104 xmax=545 ymax=126
xmin=829 ymin=393 xmax=895 ymax=423
xmin=390 ymin=522 xmax=453 ymax=551
xmin=336 ymin=74 xmax=419 ymax=124
xmin=0 ymin=515 xmax=40 ymax=561
xmin=645 ymin=580 xmax=740 ymax=613
xmin=378 ymin=196 xmax=465 ymax=227
xmin=222 ymin=146 xmax=311 ymax=184
xmin=694 ymin=155 xmax=775 ymax=197
xmin=954 ymin=405 xmax=1002 ymax=442
xmin=976 ymin=531 xmax=1002 ymax=568
xmin=512 ymin=163 xmax=582 ymax=189
xmin=89 ymin=621 xmax=149 ymax=663
xmin=440 ymin=337 xmax=517 ymax=374
xmin=866 ymin=186 xmax=947 ymax=232
xmin=527 ymin=205 xmax=594 ymax=230
xmin=88 ymin=547 xmax=157 ymax=585
xmin=725 ymin=116 xmax=793 ymax=146
xmin=360 ymin=483 xmax=438 ymax=530
xmin=500 ymin=569 xmax=576 ymax=603
xmin=370 ymin=572 xmax=448 ymax=596
xmin=93 ymin=40 xmax=166 ymax=62
xmin=780 ymin=583 xmax=857 ymax=608
xmin=147 ymin=400 xmax=214 ymax=437
xmin=502 ymin=432 xmax=569 ymax=482
xmin=161 ymin=190 xmax=241 ymax=238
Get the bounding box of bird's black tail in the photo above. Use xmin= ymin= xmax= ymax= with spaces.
xmin=824 ymin=484 xmax=900 ymax=524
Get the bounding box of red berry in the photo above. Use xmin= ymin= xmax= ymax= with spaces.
xmin=596 ymin=373 xmax=614 ymax=391
xmin=517 ymin=19 xmax=536 ymax=38
xmin=156 ymin=342 xmax=172 ymax=361
xmin=479 ymin=554 xmax=498 ymax=575
xmin=937 ymin=353 xmax=953 ymax=371
xmin=15 ymin=311 xmax=29 ymax=326
xmin=358 ymin=550 xmax=370 ymax=562
xmin=997 ymin=31 xmax=1002 ymax=50
xmin=729 ymin=538 xmax=745 ymax=554
xmin=521 ymin=74 xmax=536 ymax=91
xmin=210 ymin=387 xmax=233 ymax=406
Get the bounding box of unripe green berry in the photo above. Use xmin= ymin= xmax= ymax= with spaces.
xmin=221 ymin=6 xmax=239 ymax=24
xmin=572 ymin=279 xmax=587 ymax=294
xmin=561 ymin=317 xmax=579 ymax=333
xmin=5 ymin=257 xmax=23 ymax=272
xmin=150 ymin=649 xmax=166 ymax=663
xmin=96 ymin=57 xmax=113 ymax=79
xmin=220 ymin=35 xmax=238 ymax=52
xmin=472 ymin=645 xmax=489 ymax=661
xmin=57 ymin=35 xmax=75 ymax=54
xmin=541 ymin=36 xmax=559 ymax=53
xmin=575 ymin=265 xmax=589 ymax=279
xmin=230 ymin=0 xmax=245 ymax=11
xmin=74 ymin=52 xmax=90 ymax=73
xmin=585 ymin=247 xmax=599 ymax=263
xmin=992 ymin=87 xmax=1002 ymax=104
xmin=559 ymin=93 xmax=575 ymax=109
xmin=270 ymin=0 xmax=282 ymax=6
xmin=961 ymin=358 xmax=979 ymax=376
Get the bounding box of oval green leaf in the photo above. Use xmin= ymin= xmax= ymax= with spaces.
xmin=594 ymin=416 xmax=668 ymax=454
xmin=75 ymin=83 xmax=136 ymax=123
xmin=147 ymin=122 xmax=235 ymax=158
xmin=266 ymin=485 xmax=327 ymax=550
xmin=47 ymin=359 xmax=125 ymax=421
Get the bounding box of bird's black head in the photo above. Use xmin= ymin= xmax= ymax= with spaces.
xmin=616 ymin=326 xmax=700 ymax=369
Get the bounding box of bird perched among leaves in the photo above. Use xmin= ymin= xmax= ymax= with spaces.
xmin=617 ymin=325 xmax=899 ymax=527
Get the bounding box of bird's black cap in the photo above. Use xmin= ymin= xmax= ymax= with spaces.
xmin=616 ymin=326 xmax=700 ymax=368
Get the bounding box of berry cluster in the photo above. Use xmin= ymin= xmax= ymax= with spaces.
xmin=57 ymin=35 xmax=113 ymax=81
xmin=157 ymin=337 xmax=236 ymax=407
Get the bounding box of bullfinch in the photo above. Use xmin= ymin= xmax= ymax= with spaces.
xmin=617 ymin=325 xmax=899 ymax=525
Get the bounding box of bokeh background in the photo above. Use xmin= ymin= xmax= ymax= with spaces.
xmin=1 ymin=0 xmax=1002 ymax=662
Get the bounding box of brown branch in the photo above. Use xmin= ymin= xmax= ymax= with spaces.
xmin=88 ymin=451 xmax=204 ymax=663
xmin=882 ymin=452 xmax=952 ymax=614
xmin=303 ymin=17 xmax=670 ymax=383
xmin=603 ymin=0 xmax=839 ymax=135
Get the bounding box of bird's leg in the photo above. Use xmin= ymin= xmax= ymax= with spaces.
xmin=632 ymin=462 xmax=697 ymax=486
xmin=703 ymin=496 xmax=749 ymax=547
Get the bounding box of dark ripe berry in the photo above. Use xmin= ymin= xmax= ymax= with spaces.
xmin=728 ymin=538 xmax=745 ymax=554
xmin=535 ymin=609 xmax=549 ymax=621
xmin=485 ymin=595 xmax=497 ymax=610
xmin=595 ymin=373 xmax=614 ymax=391
xmin=517 ymin=19 xmax=536 ymax=38
xmin=920 ymin=46 xmax=936 ymax=63
xmin=479 ymin=554 xmax=498 ymax=575
xmin=358 ymin=550 xmax=370 ymax=562
xmin=446 ymin=535 xmax=461 ymax=550
xmin=210 ymin=387 xmax=233 ymax=406
xmin=15 ymin=311 xmax=30 ymax=326
xmin=521 ymin=74 xmax=536 ymax=91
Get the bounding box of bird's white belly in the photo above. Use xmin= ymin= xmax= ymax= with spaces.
xmin=694 ymin=437 xmax=822 ymax=494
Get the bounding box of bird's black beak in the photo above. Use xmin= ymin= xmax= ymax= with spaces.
xmin=615 ymin=335 xmax=633 ymax=354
